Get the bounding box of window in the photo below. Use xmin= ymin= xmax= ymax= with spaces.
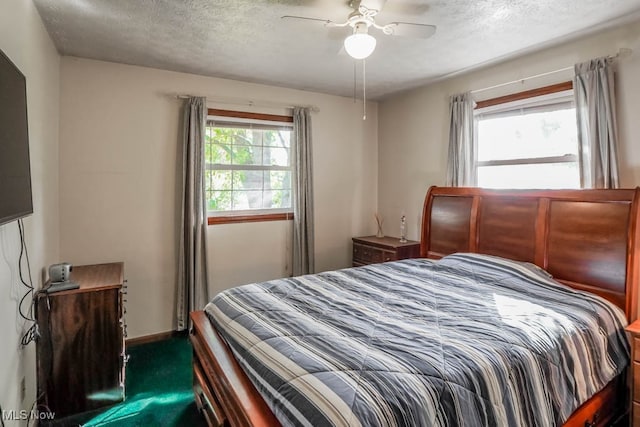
xmin=205 ymin=110 xmax=294 ymax=224
xmin=474 ymin=82 xmax=580 ymax=189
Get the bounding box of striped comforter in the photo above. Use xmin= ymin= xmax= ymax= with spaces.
xmin=205 ymin=253 xmax=629 ymax=427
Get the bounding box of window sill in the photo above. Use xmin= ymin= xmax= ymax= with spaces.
xmin=208 ymin=212 xmax=294 ymax=225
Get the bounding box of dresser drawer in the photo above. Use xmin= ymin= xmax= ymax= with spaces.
xmin=635 ymin=337 xmax=640 ymax=362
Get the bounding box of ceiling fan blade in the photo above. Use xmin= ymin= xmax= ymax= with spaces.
xmin=384 ymin=22 xmax=436 ymax=39
xmin=280 ymin=15 xmax=335 ymax=27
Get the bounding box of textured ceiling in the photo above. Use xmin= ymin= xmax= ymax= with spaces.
xmin=33 ymin=0 xmax=640 ymax=99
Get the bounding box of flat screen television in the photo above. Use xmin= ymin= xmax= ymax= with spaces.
xmin=0 ymin=48 xmax=32 ymax=226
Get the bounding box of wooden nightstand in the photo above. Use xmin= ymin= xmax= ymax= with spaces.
xmin=627 ymin=320 xmax=640 ymax=426
xmin=352 ymin=236 xmax=420 ymax=267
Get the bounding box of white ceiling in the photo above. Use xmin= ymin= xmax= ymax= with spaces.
xmin=33 ymin=0 xmax=640 ymax=100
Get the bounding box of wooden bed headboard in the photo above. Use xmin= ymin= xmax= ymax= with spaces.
xmin=420 ymin=186 xmax=640 ymax=322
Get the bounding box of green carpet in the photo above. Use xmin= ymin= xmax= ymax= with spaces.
xmin=53 ymin=336 xmax=206 ymax=427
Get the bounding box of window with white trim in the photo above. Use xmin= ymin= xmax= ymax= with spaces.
xmin=205 ymin=112 xmax=293 ymax=218
xmin=475 ymin=87 xmax=580 ymax=189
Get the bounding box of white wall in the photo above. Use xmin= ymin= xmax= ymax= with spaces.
xmin=58 ymin=58 xmax=378 ymax=338
xmin=0 ymin=0 xmax=60 ymax=422
xmin=378 ymin=20 xmax=640 ymax=241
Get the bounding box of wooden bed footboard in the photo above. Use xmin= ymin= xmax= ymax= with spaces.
xmin=190 ymin=310 xmax=281 ymax=427
xmin=563 ymin=374 xmax=627 ymax=427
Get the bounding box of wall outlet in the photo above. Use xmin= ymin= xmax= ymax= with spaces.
xmin=20 ymin=376 xmax=25 ymax=402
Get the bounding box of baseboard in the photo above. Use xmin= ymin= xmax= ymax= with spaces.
xmin=126 ymin=330 xmax=187 ymax=347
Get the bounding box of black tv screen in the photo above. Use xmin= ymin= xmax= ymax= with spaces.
xmin=0 ymin=48 xmax=32 ymax=226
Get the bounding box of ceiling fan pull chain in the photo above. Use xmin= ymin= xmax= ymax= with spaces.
xmin=363 ymin=58 xmax=367 ymax=120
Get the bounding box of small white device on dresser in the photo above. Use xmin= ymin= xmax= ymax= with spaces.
xmin=47 ymin=262 xmax=79 ymax=293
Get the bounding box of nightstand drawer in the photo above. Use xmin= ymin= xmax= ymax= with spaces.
xmin=353 ymin=244 xmax=383 ymax=264
xmin=352 ymin=236 xmax=420 ymax=267
xmin=381 ymin=250 xmax=397 ymax=262
xmin=634 ymin=402 xmax=640 ymax=426
xmin=635 ymin=338 xmax=640 ymax=362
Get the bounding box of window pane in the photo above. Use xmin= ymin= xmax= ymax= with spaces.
xmin=205 ymin=170 xmax=213 ymax=192
xmin=263 ymin=147 xmax=289 ymax=167
xmin=263 ymin=130 xmax=291 ymax=148
xmin=477 ymin=108 xmax=578 ymax=161
xmin=230 ymin=129 xmax=255 ymax=146
xmin=233 ymin=170 xmax=263 ymax=190
xmin=208 ymin=170 xmax=231 ymax=191
xmin=477 ymin=162 xmax=579 ymax=189
xmin=232 ymin=146 xmax=263 ymax=165
xmin=232 ymin=190 xmax=262 ymax=210
xmin=212 ymin=127 xmax=239 ymax=145
xmin=205 ymin=127 xmax=216 ymax=148
xmin=208 ymin=143 xmax=231 ymax=165
xmin=264 ymin=190 xmax=291 ymax=209
xmin=209 ymin=191 xmax=232 ymax=211
xmin=265 ymin=171 xmax=291 ymax=190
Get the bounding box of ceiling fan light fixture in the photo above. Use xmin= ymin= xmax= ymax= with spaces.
xmin=344 ymin=31 xmax=376 ymax=59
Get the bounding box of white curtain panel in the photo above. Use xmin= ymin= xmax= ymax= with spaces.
xmin=574 ymin=57 xmax=620 ymax=189
xmin=176 ymin=97 xmax=209 ymax=331
xmin=446 ymin=92 xmax=476 ymax=187
xmin=292 ymin=107 xmax=315 ymax=276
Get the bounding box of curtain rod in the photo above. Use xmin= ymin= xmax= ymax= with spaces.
xmin=174 ymin=94 xmax=320 ymax=113
xmin=470 ymin=48 xmax=632 ymax=95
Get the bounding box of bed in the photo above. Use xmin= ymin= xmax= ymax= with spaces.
xmin=190 ymin=186 xmax=640 ymax=427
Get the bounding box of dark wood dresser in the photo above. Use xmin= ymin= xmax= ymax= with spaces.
xmin=352 ymin=236 xmax=420 ymax=267
xmin=36 ymin=262 xmax=127 ymax=418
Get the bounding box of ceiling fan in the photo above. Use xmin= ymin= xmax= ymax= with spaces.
xmin=281 ymin=0 xmax=437 ymax=59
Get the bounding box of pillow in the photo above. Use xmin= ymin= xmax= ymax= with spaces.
xmin=437 ymin=252 xmax=554 ymax=279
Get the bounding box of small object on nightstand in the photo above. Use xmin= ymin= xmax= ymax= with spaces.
xmin=374 ymin=213 xmax=384 ymax=238
xmin=400 ymin=215 xmax=407 ymax=243
xmin=626 ymin=320 xmax=640 ymax=426
xmin=352 ymin=235 xmax=420 ymax=267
